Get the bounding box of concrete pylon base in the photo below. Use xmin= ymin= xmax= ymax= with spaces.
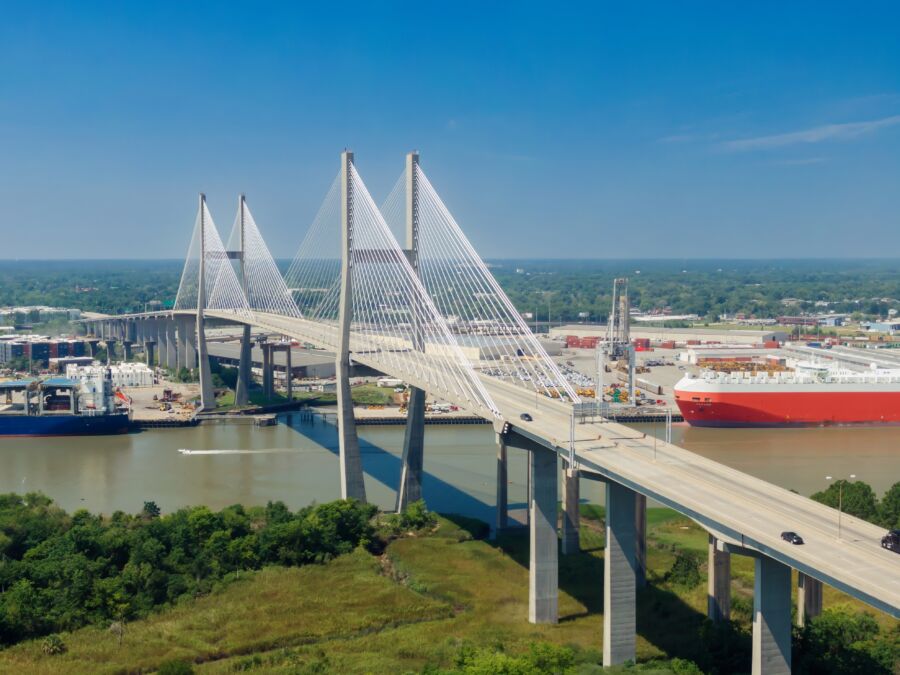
xmin=336 ymin=356 xmax=366 ymax=502
xmin=196 ymin=316 xmax=215 ymax=411
xmin=396 ymin=386 xmax=425 ymax=511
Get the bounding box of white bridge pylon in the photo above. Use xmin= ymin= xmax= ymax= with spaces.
xmin=176 ymin=153 xmax=580 ymax=417
xmin=382 ymin=162 xmax=579 ymax=403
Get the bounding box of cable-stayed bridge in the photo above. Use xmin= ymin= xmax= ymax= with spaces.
xmin=86 ymin=152 xmax=900 ymax=674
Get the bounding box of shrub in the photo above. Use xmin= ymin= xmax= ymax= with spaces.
xmin=40 ymin=633 xmax=66 ymax=656
xmin=665 ymin=550 xmax=701 ymax=588
xmin=157 ymin=659 xmax=195 ymax=675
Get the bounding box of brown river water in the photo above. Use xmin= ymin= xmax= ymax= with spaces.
xmin=0 ymin=415 xmax=897 ymax=521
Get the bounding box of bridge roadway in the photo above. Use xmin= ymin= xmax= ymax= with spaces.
xmin=193 ymin=309 xmax=900 ymax=619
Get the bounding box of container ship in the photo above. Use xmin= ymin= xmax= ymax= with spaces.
xmin=674 ymin=362 xmax=900 ymax=427
xmin=0 ymin=369 xmax=130 ymax=436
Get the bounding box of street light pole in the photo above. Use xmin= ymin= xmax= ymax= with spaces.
xmin=825 ymin=473 xmax=856 ymax=540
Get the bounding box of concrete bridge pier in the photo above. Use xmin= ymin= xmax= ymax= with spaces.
xmin=182 ymin=318 xmax=197 ymax=370
xmin=234 ymin=324 xmax=252 ymax=406
xmin=797 ymin=572 xmax=823 ymax=627
xmin=157 ymin=321 xmax=168 ymax=369
xmin=561 ymin=465 xmax=580 ymax=554
xmin=336 ymin=150 xmax=366 ymax=502
xmin=105 ymin=338 xmax=116 ymax=364
xmin=604 ymin=480 xmax=637 ymax=666
xmin=166 ymin=321 xmax=177 ymax=371
xmin=635 ymin=493 xmax=647 ymax=587
xmin=396 ymin=385 xmax=425 ymax=512
xmin=708 ymin=535 xmax=732 ymax=622
xmin=122 ymin=341 xmax=133 ymax=361
xmin=195 ymin=316 xmax=214 ymax=410
xmin=284 ymin=343 xmax=293 ymax=400
xmin=752 ymin=556 xmax=792 ymax=674
xmin=261 ymin=342 xmax=274 ymax=399
xmin=524 ymin=440 xmax=559 ymax=624
xmin=176 ymin=320 xmax=187 ymax=370
xmin=144 ymin=340 xmax=156 ymax=367
xmin=495 ymin=432 xmax=509 ymax=532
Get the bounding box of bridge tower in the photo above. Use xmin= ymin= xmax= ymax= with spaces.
xmin=196 ymin=193 xmax=215 ymax=410
xmin=234 ymin=194 xmax=253 ymax=407
xmin=396 ymin=151 xmax=426 ymax=513
xmin=336 ymin=151 xmax=367 ymax=502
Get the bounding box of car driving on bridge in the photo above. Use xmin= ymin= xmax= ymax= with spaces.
xmin=781 ymin=531 xmax=804 ymax=545
xmin=882 ymin=529 xmax=900 ymax=553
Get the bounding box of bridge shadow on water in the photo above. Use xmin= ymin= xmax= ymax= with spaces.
xmin=278 ymin=412 xmax=516 ymax=525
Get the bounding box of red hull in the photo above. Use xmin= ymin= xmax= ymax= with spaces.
xmin=674 ymin=390 xmax=900 ymax=427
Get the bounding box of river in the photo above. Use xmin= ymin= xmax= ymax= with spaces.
xmin=0 ymin=416 xmax=898 ymax=521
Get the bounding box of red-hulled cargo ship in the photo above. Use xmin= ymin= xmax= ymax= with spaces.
xmin=674 ymin=363 xmax=900 ymax=427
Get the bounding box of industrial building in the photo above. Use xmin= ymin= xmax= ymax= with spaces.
xmin=207 ymin=342 xmax=340 ymax=380
xmin=66 ymin=363 xmax=155 ymax=388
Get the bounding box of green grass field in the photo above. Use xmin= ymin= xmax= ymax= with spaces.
xmin=1 ymin=508 xmax=894 ymax=674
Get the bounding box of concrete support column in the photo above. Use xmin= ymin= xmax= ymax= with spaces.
xmin=105 ymin=339 xmax=116 ymax=365
xmin=336 ymin=150 xmax=366 ymax=502
xmin=262 ymin=343 xmax=273 ymax=399
xmin=396 ymin=386 xmax=426 ymax=511
xmin=752 ymin=556 xmax=792 ymax=675
xmin=285 ymin=345 xmax=293 ymax=400
xmin=144 ymin=341 xmax=156 ymax=367
xmin=797 ymin=572 xmax=822 ymax=628
xmin=157 ymin=321 xmax=168 ymax=369
xmin=561 ymin=465 xmax=580 ymax=555
xmin=604 ymin=481 xmax=637 ymax=666
xmin=166 ymin=321 xmax=177 ymax=371
xmin=182 ymin=318 xmax=197 ymax=370
xmin=707 ymin=535 xmax=731 ymax=622
xmin=528 ymin=444 xmax=558 ymax=624
xmin=635 ymin=493 xmax=647 ymax=587
xmin=234 ymin=324 xmax=252 ymax=406
xmin=122 ymin=341 xmax=133 ymax=361
xmin=495 ymin=433 xmax=508 ymax=532
xmin=176 ymin=320 xmax=187 ymax=370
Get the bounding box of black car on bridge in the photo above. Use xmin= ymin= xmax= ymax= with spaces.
xmin=882 ymin=529 xmax=900 ymax=554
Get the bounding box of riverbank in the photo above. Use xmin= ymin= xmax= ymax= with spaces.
xmin=0 ymin=507 xmax=894 ymax=674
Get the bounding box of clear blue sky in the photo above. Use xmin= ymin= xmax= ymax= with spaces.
xmin=2 ymin=2 xmax=899 ymax=259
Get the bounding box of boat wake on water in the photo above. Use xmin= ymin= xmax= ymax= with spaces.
xmin=178 ymin=448 xmax=298 ymax=455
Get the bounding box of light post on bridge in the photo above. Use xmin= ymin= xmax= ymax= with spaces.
xmin=825 ymin=473 xmax=856 ymax=541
